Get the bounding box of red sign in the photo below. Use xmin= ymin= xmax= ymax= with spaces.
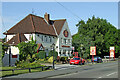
xmin=73 ymin=52 xmax=78 ymax=57
xmin=12 ymin=55 xmax=17 ymax=58
xmin=90 ymin=46 xmax=96 ymax=55
xmin=110 ymin=47 xmax=115 ymax=57
xmin=63 ymin=30 xmax=68 ymax=37
xmin=62 ymin=45 xmax=70 ymax=48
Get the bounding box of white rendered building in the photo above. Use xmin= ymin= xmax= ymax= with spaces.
xmin=4 ymin=13 xmax=72 ymax=58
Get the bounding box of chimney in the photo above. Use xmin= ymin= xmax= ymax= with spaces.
xmin=44 ymin=12 xmax=50 ymax=24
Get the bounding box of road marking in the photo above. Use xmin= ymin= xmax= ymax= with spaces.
xmin=106 ymin=72 xmax=117 ymax=76
xmin=98 ymin=76 xmax=102 ymax=78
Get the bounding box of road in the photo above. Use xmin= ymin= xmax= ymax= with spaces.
xmin=3 ymin=61 xmax=118 ymax=80
xmin=49 ymin=61 xmax=118 ymax=79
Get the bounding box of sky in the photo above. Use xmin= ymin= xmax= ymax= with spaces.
xmin=1 ymin=2 xmax=118 ymax=38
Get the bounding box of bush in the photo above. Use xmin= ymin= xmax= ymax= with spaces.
xmin=36 ymin=51 xmax=46 ymax=59
xmin=60 ymin=57 xmax=68 ymax=61
xmin=15 ymin=60 xmax=45 ymax=68
xmin=48 ymin=56 xmax=53 ymax=63
xmin=48 ymin=56 xmax=56 ymax=63
xmin=48 ymin=50 xmax=58 ymax=60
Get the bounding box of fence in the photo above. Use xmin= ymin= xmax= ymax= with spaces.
xmin=1 ymin=66 xmax=52 ymax=75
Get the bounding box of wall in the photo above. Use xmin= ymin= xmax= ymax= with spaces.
xmin=6 ymin=34 xmax=15 ymax=42
xmin=58 ymin=21 xmax=72 ymax=56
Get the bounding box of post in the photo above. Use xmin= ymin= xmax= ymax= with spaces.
xmin=114 ymin=52 xmax=115 ymax=61
xmin=53 ymin=46 xmax=55 ymax=69
xmin=29 ymin=68 xmax=31 ymax=73
xmin=9 ymin=47 xmax=11 ymax=67
xmin=12 ymin=69 xmax=14 ymax=74
xmin=92 ymin=55 xmax=94 ymax=64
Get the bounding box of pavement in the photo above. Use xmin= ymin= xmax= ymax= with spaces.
xmin=2 ymin=60 xmax=118 ymax=80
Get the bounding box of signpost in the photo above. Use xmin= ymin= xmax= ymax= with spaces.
xmin=73 ymin=52 xmax=78 ymax=57
xmin=90 ymin=46 xmax=96 ymax=63
xmin=110 ymin=47 xmax=115 ymax=61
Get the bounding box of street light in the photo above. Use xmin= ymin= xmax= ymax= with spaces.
xmin=50 ymin=43 xmax=55 ymax=69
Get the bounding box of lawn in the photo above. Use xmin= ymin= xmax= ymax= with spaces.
xmin=0 ymin=66 xmax=51 ymax=77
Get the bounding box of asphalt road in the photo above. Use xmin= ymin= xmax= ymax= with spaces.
xmin=3 ymin=61 xmax=118 ymax=80
xmin=49 ymin=61 xmax=118 ymax=79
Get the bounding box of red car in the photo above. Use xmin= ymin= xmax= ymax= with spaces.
xmin=70 ymin=57 xmax=85 ymax=65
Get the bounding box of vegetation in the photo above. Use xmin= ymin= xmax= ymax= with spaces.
xmin=17 ymin=40 xmax=37 ymax=61
xmin=2 ymin=43 xmax=9 ymax=58
xmin=1 ymin=65 xmax=50 ymax=77
xmin=72 ymin=16 xmax=120 ymax=58
xmin=48 ymin=50 xmax=58 ymax=60
xmin=35 ymin=51 xmax=46 ymax=59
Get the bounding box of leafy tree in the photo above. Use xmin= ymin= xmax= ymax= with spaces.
xmin=2 ymin=43 xmax=9 ymax=58
xmin=17 ymin=40 xmax=37 ymax=61
xmin=73 ymin=16 xmax=119 ymax=58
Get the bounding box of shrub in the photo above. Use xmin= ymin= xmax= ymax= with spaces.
xmin=48 ymin=56 xmax=53 ymax=63
xmin=60 ymin=57 xmax=68 ymax=61
xmin=16 ymin=60 xmax=45 ymax=68
xmin=36 ymin=51 xmax=46 ymax=59
xmin=48 ymin=50 xmax=58 ymax=60
xmin=48 ymin=56 xmax=56 ymax=63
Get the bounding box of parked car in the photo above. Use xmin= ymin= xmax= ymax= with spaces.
xmin=91 ymin=56 xmax=102 ymax=63
xmin=70 ymin=57 xmax=85 ymax=65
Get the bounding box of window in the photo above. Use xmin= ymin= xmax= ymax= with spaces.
xmin=64 ymin=39 xmax=66 ymax=44
xmin=61 ymin=38 xmax=63 ymax=43
xmin=41 ymin=36 xmax=43 ymax=41
xmin=49 ymin=36 xmax=52 ymax=42
xmin=68 ymin=39 xmax=71 ymax=44
xmin=29 ymin=34 xmax=32 ymax=40
xmin=45 ymin=36 xmax=47 ymax=42
xmin=37 ymin=34 xmax=39 ymax=37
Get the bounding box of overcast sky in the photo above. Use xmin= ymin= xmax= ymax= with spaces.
xmin=1 ymin=1 xmax=118 ymax=38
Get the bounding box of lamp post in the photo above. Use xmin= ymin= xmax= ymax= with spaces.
xmin=51 ymin=43 xmax=55 ymax=69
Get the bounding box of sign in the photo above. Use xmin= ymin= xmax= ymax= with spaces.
xmin=90 ymin=46 xmax=96 ymax=55
xmin=12 ymin=55 xmax=17 ymax=58
xmin=110 ymin=47 xmax=115 ymax=57
xmin=63 ymin=30 xmax=68 ymax=37
xmin=73 ymin=52 xmax=78 ymax=57
xmin=72 ymin=47 xmax=74 ymax=50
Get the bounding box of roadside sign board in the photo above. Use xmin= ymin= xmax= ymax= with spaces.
xmin=110 ymin=47 xmax=115 ymax=57
xmin=90 ymin=46 xmax=96 ymax=55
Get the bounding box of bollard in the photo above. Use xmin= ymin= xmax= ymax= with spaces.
xmin=29 ymin=68 xmax=31 ymax=73
xmin=42 ymin=67 xmax=44 ymax=71
xmin=12 ymin=69 xmax=14 ymax=74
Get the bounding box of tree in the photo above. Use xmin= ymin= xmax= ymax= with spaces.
xmin=2 ymin=43 xmax=9 ymax=58
xmin=17 ymin=40 xmax=37 ymax=61
xmin=73 ymin=16 xmax=119 ymax=58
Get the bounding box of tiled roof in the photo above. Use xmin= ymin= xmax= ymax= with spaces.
xmin=6 ymin=33 xmax=27 ymax=45
xmin=4 ymin=14 xmax=66 ymax=36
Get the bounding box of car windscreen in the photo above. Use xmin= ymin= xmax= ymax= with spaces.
xmin=73 ymin=58 xmax=80 ymax=60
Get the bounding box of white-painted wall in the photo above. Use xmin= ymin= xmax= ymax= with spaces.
xmin=58 ymin=21 xmax=72 ymax=56
xmin=6 ymin=34 xmax=15 ymax=42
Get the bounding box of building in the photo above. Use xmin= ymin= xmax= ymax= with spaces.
xmin=3 ymin=13 xmax=72 ymax=59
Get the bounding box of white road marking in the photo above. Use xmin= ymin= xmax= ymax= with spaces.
xmin=98 ymin=76 xmax=102 ymax=78
xmin=106 ymin=72 xmax=117 ymax=76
